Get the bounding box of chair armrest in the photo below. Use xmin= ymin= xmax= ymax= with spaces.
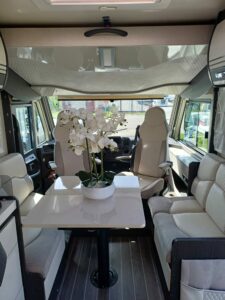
xmin=48 ymin=161 xmax=57 ymax=170
xmin=170 ymin=237 xmax=225 ymax=300
xmin=95 ymin=158 xmax=101 ymax=165
xmin=159 ymin=161 xmax=173 ymax=172
xmin=115 ymin=155 xmax=132 ymax=163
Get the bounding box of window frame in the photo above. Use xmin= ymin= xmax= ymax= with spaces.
xmin=33 ymin=100 xmax=50 ymax=146
xmin=12 ymin=103 xmax=34 ymax=154
xmin=178 ymin=98 xmax=212 ymax=154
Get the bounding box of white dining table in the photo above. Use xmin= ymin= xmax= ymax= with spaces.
xmin=23 ymin=175 xmax=145 ymax=288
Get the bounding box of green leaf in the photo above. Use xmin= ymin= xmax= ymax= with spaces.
xmin=87 ymin=179 xmax=98 ymax=187
xmin=104 ymin=171 xmax=116 ymax=180
xmin=75 ymin=170 xmax=92 ymax=182
xmin=75 ymin=171 xmax=100 ymax=187
xmin=81 ymin=179 xmax=91 ymax=187
xmin=103 ymin=171 xmax=116 ymax=185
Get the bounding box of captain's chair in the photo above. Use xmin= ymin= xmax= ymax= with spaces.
xmin=53 ymin=111 xmax=90 ymax=176
xmin=120 ymin=106 xmax=170 ymax=199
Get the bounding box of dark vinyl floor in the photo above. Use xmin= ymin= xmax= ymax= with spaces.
xmin=55 ymin=235 xmax=165 ymax=300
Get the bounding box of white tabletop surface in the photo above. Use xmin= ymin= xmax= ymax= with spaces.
xmin=23 ymin=176 xmax=145 ymax=229
xmin=45 ymin=175 xmax=140 ymax=195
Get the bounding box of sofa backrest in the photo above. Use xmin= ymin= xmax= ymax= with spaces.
xmin=191 ymin=153 xmax=225 ymax=208
xmin=206 ymin=164 xmax=225 ymax=233
xmin=0 ymin=153 xmax=34 ymax=205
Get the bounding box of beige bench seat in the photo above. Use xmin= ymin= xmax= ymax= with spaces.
xmin=151 ymin=161 xmax=225 ymax=291
xmin=154 ymin=212 xmax=225 ymax=264
xmin=0 ymin=153 xmax=65 ymax=299
xmin=149 ymin=196 xmax=202 ymax=217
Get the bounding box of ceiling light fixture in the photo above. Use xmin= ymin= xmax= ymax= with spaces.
xmin=49 ymin=0 xmax=161 ymax=5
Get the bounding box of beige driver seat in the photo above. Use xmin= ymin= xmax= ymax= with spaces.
xmin=53 ymin=111 xmax=90 ymax=176
xmin=120 ymin=106 xmax=170 ymax=199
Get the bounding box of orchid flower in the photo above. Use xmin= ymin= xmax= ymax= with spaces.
xmin=59 ymin=107 xmax=127 ymax=186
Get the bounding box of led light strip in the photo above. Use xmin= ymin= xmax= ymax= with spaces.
xmin=49 ymin=0 xmax=161 ymax=5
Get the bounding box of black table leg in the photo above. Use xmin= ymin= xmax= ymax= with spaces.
xmin=90 ymin=229 xmax=118 ymax=288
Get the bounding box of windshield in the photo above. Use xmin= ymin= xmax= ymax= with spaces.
xmin=48 ymin=96 xmax=174 ymax=138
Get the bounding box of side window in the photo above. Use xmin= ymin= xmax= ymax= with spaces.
xmin=33 ymin=102 xmax=49 ymax=145
xmin=179 ymin=100 xmax=211 ymax=152
xmin=14 ymin=106 xmax=33 ymax=153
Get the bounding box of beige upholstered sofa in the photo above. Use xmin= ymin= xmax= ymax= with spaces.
xmin=0 ymin=153 xmax=65 ymax=299
xmin=148 ymin=153 xmax=225 ymax=299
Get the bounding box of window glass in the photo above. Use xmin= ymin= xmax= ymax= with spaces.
xmin=214 ymin=88 xmax=225 ymax=154
xmin=48 ymin=96 xmax=174 ymax=138
xmin=33 ymin=103 xmax=48 ymax=145
xmin=14 ymin=106 xmax=33 ymax=153
xmin=180 ymin=100 xmax=211 ymax=152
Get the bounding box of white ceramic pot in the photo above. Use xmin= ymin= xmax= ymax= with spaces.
xmin=81 ymin=183 xmax=115 ymax=200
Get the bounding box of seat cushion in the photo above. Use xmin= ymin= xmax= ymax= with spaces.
xmin=170 ymin=198 xmax=203 ymax=214
xmin=139 ymin=175 xmax=164 ymax=199
xmin=181 ymin=259 xmax=225 ymax=291
xmin=25 ymin=229 xmax=65 ymax=278
xmin=118 ymin=172 xmax=164 ymax=198
xmin=173 ymin=213 xmax=225 ymax=237
xmin=20 ymin=192 xmax=43 ymax=216
xmin=153 ymin=212 xmax=225 ymax=264
xmin=148 ymin=196 xmax=202 ymax=218
xmin=22 ymin=227 xmax=42 ymax=247
xmin=149 ymin=196 xmax=173 ymax=217
xmin=153 ymin=213 xmax=188 ymax=263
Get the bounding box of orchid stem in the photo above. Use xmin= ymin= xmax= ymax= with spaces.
xmin=84 ymin=136 xmax=92 ymax=180
xmin=101 ymin=150 xmax=104 ymax=180
xmin=92 ymin=154 xmax=98 ymax=181
xmin=83 ymin=120 xmax=92 ymax=179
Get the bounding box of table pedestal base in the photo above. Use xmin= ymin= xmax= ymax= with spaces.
xmin=90 ymin=229 xmax=118 ymax=288
xmin=90 ymin=269 xmax=118 ymax=288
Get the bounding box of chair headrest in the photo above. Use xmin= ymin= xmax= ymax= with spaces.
xmin=143 ymin=107 xmax=168 ymax=127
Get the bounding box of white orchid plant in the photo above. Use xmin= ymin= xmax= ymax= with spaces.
xmin=59 ymin=107 xmax=127 ymax=187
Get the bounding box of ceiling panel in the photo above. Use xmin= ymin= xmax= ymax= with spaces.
xmin=7 ymin=45 xmax=207 ymax=94
xmin=0 ymin=0 xmax=224 ymax=26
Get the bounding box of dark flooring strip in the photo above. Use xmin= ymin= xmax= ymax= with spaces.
xmin=56 ymin=236 xmax=164 ymax=300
